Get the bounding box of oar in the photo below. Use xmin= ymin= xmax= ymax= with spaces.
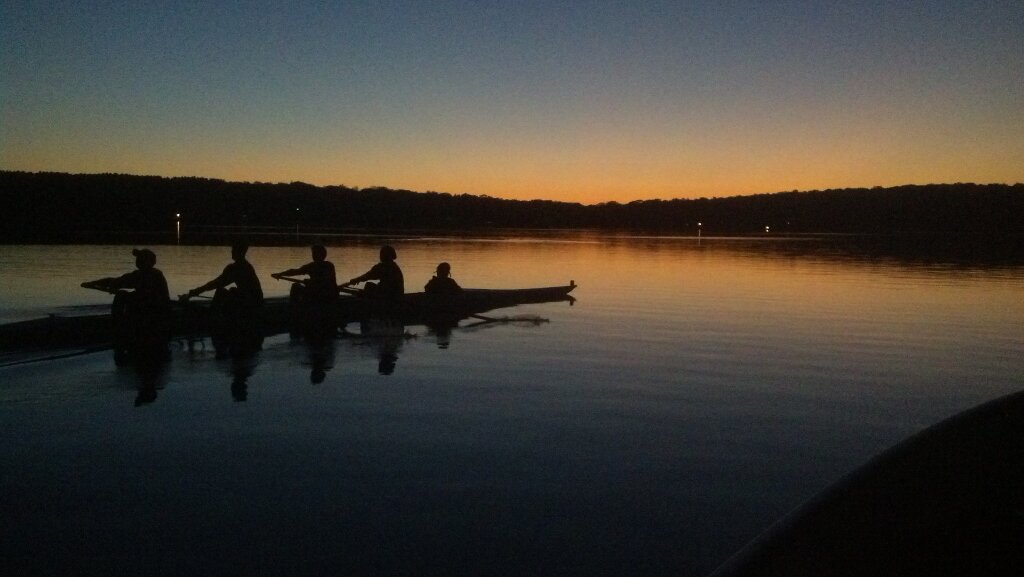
xmin=467 ymin=313 xmax=549 ymax=325
xmin=82 ymin=282 xmax=206 ymax=309
xmin=80 ymin=282 xmax=118 ymax=295
xmin=0 ymin=345 xmax=113 ymax=368
xmin=177 ymin=293 xmax=213 ymax=301
xmin=273 ymin=275 xmax=306 ymax=284
xmin=276 ymin=275 xmax=362 ymax=296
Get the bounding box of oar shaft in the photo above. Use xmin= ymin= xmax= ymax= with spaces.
xmin=278 ymin=275 xmax=360 ymax=296
xmin=276 ymin=276 xmax=306 ymax=284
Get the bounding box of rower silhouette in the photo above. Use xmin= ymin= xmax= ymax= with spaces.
xmin=424 ymin=262 xmax=462 ymax=295
xmin=342 ymin=245 xmax=404 ymax=301
xmin=272 ymin=244 xmax=338 ymax=341
xmin=81 ymin=248 xmax=171 ymax=365
xmin=183 ymin=244 xmax=264 ymax=357
xmin=423 ymin=262 xmax=463 ymax=346
xmin=272 ymin=244 xmax=337 ymax=300
xmin=185 ymin=243 xmax=264 ymax=308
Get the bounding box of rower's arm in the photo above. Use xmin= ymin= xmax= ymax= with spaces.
xmin=188 ymin=273 xmax=228 ymax=297
xmin=344 ymin=266 xmax=378 ymax=286
xmin=83 ymin=272 xmax=134 ymax=292
xmin=81 ymin=277 xmax=114 ymax=291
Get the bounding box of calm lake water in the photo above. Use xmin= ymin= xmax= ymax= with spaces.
xmin=1 ymin=235 xmax=1022 ymax=576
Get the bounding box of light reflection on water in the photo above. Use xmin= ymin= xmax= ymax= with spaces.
xmin=0 ymin=236 xmax=1022 ymax=576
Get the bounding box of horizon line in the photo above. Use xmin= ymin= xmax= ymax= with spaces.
xmin=3 ymin=168 xmax=1022 ymax=207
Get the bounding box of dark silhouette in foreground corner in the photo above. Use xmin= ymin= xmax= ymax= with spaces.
xmin=272 ymin=244 xmax=338 ymax=341
xmin=342 ymin=245 xmax=404 ymax=301
xmin=81 ymin=248 xmax=171 ymax=366
xmin=182 ymin=244 xmax=264 ymax=358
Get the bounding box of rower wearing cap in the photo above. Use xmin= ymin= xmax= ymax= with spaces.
xmin=81 ymin=248 xmax=171 ymax=315
xmin=81 ymin=248 xmax=172 ymax=363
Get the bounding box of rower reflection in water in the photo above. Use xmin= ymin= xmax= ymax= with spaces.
xmin=426 ymin=321 xmax=455 ymax=349
xmin=81 ymin=248 xmax=171 ymax=366
xmin=307 ymin=338 xmax=336 ymax=384
xmin=132 ymin=360 xmax=168 ymax=407
xmin=272 ymin=245 xmax=338 ymax=342
xmin=184 ymin=244 xmax=264 ymax=358
xmin=377 ymin=337 xmax=400 ymax=375
xmin=228 ymin=349 xmax=261 ymax=402
xmin=342 ymin=245 xmax=404 ymax=301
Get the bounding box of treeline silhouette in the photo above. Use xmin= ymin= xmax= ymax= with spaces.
xmin=1 ymin=170 xmax=1021 ymax=241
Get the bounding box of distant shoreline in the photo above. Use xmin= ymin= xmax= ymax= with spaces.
xmin=3 ymin=230 xmax=1021 ymax=272
xmin=2 ymin=227 xmax=1021 ymax=244
xmin=3 ymin=171 xmax=1023 ymax=240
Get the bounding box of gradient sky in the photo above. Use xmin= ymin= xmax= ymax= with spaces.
xmin=2 ymin=1 xmax=1022 ymax=203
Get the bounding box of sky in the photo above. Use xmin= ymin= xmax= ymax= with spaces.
xmin=2 ymin=1 xmax=1022 ymax=204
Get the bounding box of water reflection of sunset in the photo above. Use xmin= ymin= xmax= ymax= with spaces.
xmin=2 ymin=236 xmax=1022 ymax=576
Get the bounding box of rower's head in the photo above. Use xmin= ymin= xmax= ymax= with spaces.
xmin=132 ymin=248 xmax=156 ymax=270
xmin=311 ymin=245 xmax=327 ymax=262
xmin=231 ymin=243 xmax=248 ymax=262
xmin=436 ymin=262 xmax=451 ymax=277
xmin=380 ymin=245 xmax=397 ymax=262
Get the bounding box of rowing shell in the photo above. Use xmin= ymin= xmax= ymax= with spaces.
xmin=0 ymin=282 xmax=577 ymax=351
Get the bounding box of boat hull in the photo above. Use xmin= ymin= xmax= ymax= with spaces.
xmin=0 ymin=283 xmax=577 ymax=352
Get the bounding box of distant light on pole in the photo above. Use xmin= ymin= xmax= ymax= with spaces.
xmin=697 ymin=222 xmax=702 ymax=239
xmin=175 ymin=213 xmax=181 ymax=243
xmin=765 ymin=225 xmax=770 ymax=233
